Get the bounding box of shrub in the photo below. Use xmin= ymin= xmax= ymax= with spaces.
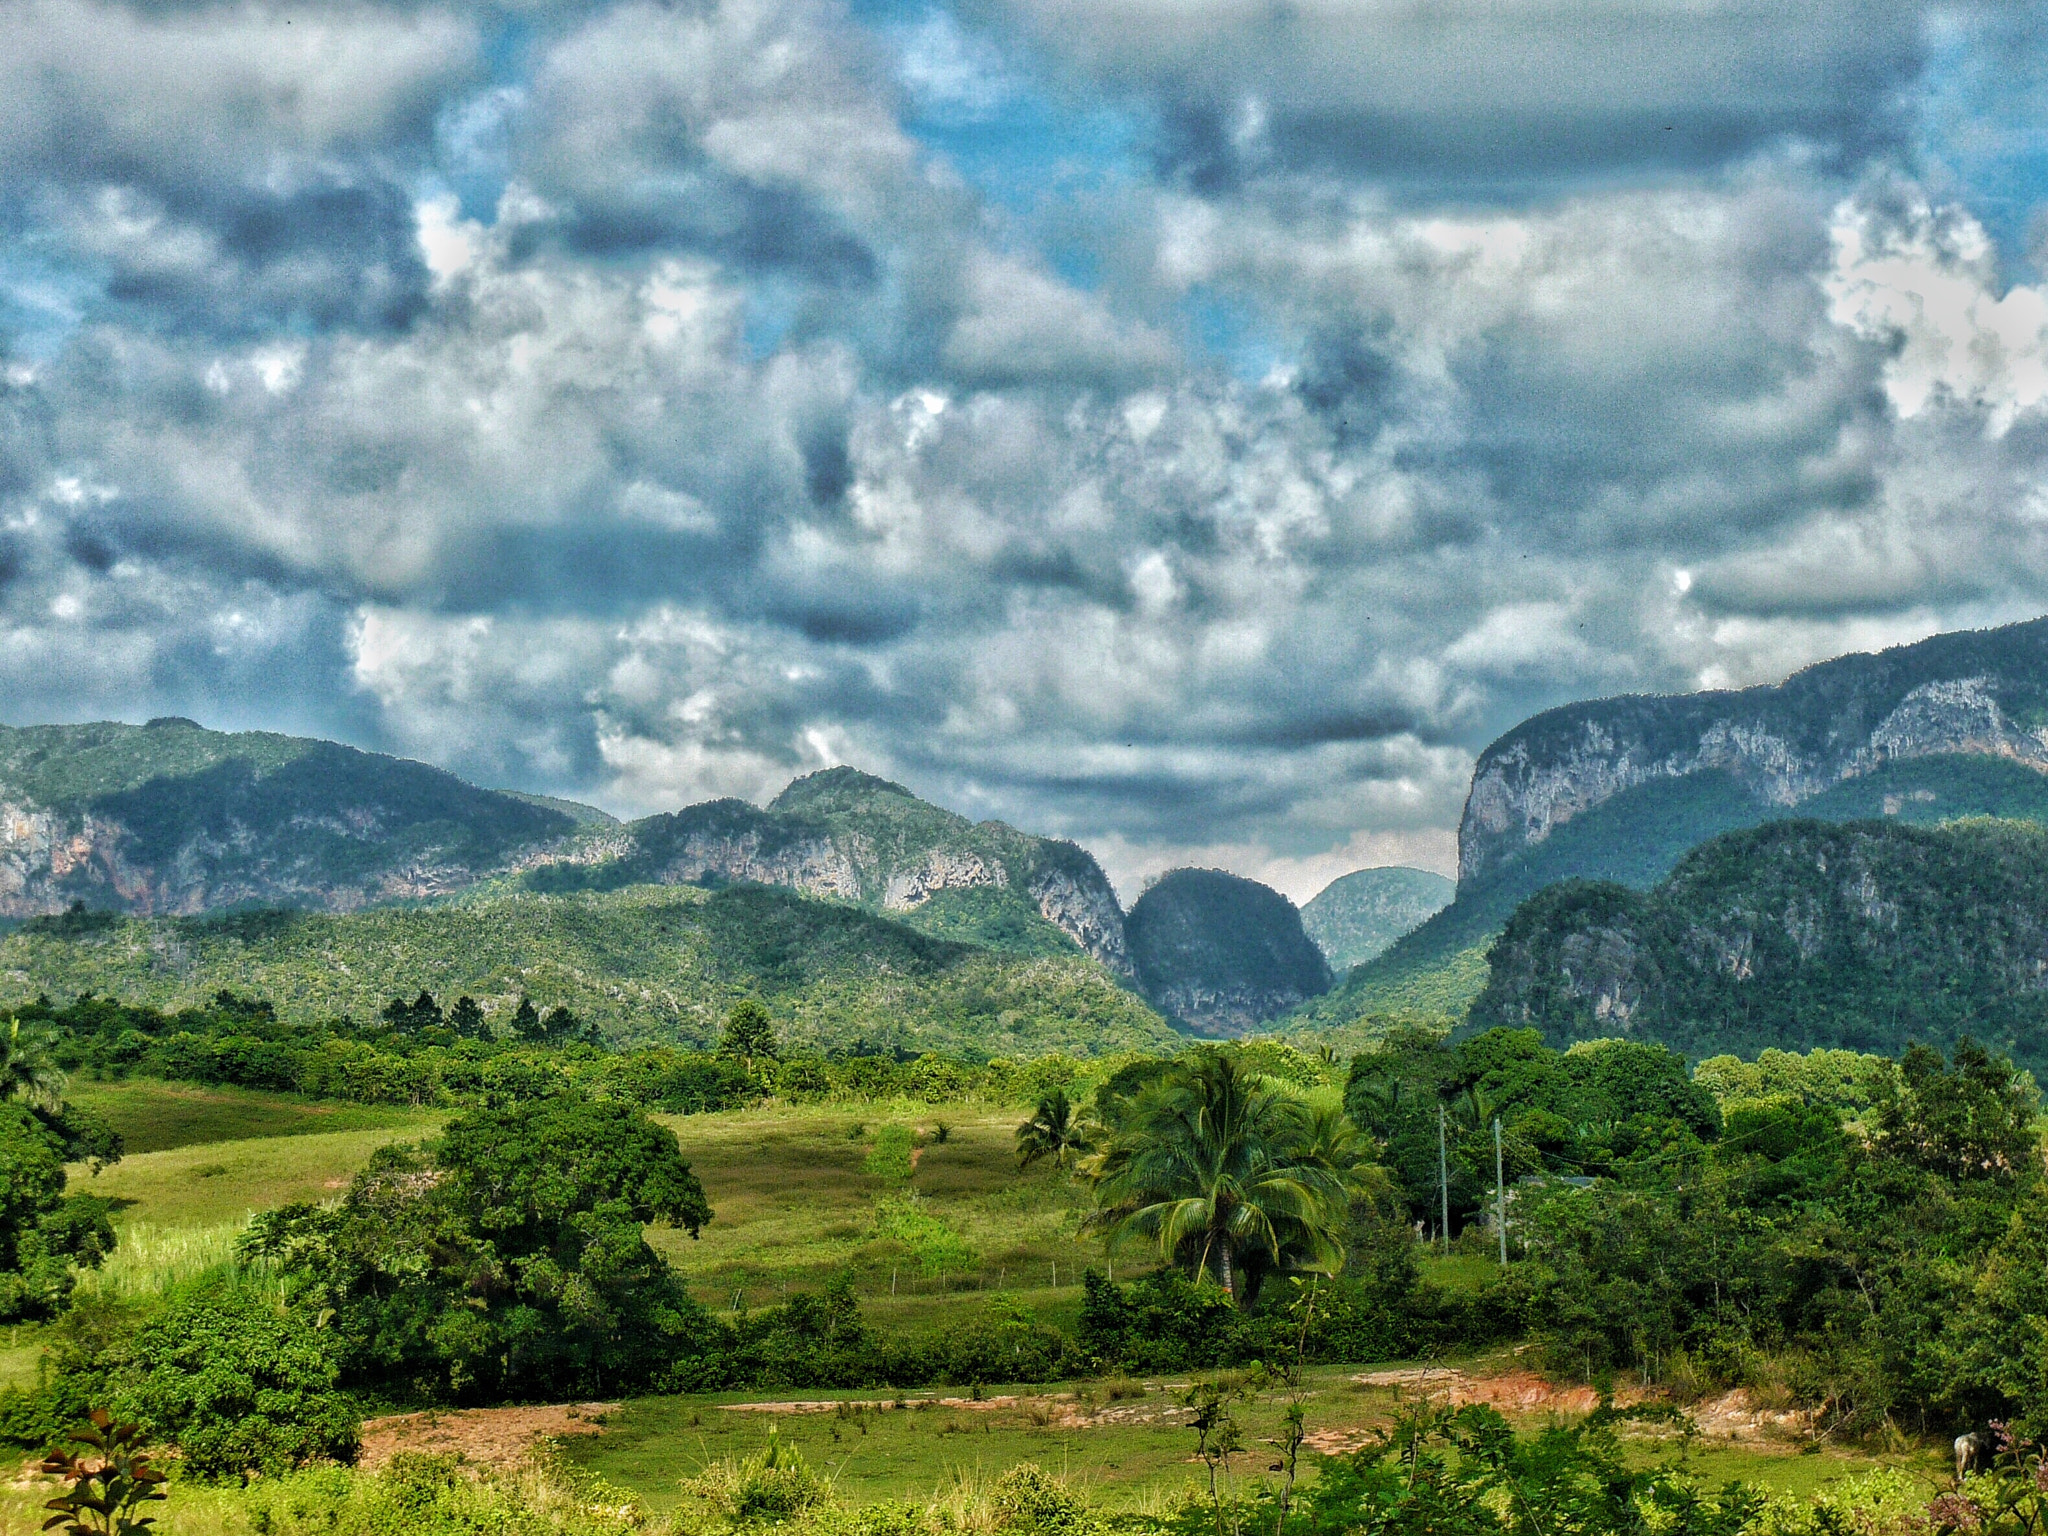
xmin=864 ymin=1126 xmax=916 ymax=1184
xmin=115 ymin=1279 xmax=358 ymax=1479
xmin=688 ymin=1429 xmax=827 ymax=1524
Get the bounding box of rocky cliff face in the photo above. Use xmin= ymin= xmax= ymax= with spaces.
xmin=0 ymin=720 xmax=591 ymax=917
xmin=537 ymin=768 xmax=1135 ymax=975
xmin=1126 ymin=867 xmax=1332 ymax=1034
xmin=1460 ymin=618 xmax=2048 ymax=889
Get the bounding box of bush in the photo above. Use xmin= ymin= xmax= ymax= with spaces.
xmin=116 ymin=1280 xmax=358 ymax=1479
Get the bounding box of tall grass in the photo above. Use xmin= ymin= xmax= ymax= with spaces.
xmin=75 ymin=1219 xmax=250 ymax=1298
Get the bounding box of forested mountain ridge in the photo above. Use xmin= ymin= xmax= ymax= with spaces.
xmin=0 ymin=718 xmax=601 ymax=917
xmin=526 ymin=767 xmax=1133 ymax=974
xmin=0 ymin=726 xmax=1132 ymax=971
xmin=1322 ymin=618 xmax=2048 ymax=1024
xmin=1300 ymin=867 xmax=1454 ymax=971
xmin=1472 ymin=816 xmax=2048 ymax=1069
xmin=0 ymin=881 xmax=1177 ymax=1058
xmin=1461 ymin=616 xmax=2048 ymax=886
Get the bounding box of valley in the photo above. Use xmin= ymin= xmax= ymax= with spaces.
xmin=5 ymin=618 xmax=2048 ymax=1536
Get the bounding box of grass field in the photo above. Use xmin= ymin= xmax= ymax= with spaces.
xmin=67 ymin=1079 xmax=431 ymax=1154
xmin=0 ymin=1077 xmax=1951 ymax=1521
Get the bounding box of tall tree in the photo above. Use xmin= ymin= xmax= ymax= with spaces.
xmin=1087 ymin=1050 xmax=1354 ymax=1305
xmin=1015 ymin=1088 xmax=1092 ymax=1170
xmin=0 ymin=1016 xmax=67 ymax=1111
xmin=719 ymin=1000 xmax=779 ymax=1062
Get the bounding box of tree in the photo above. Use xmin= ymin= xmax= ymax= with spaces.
xmin=511 ymin=997 xmax=541 ymax=1040
xmin=0 ymin=1099 xmax=119 ymax=1322
xmin=116 ymin=1280 xmax=357 ymax=1480
xmin=242 ymin=1094 xmax=719 ymax=1400
xmin=1875 ymin=1038 xmax=2040 ymax=1182
xmin=380 ymin=991 xmax=443 ymax=1034
xmin=719 ymin=1000 xmax=779 ymax=1062
xmin=0 ymin=1015 xmax=67 ymax=1110
xmin=1087 ymin=1050 xmax=1354 ymax=1305
xmin=1016 ymin=1088 xmax=1092 ymax=1170
xmin=447 ymin=996 xmax=487 ymax=1040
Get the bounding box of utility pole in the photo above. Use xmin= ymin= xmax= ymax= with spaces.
xmin=1438 ymin=1102 xmax=1450 ymax=1253
xmin=1494 ymin=1117 xmax=1508 ymax=1266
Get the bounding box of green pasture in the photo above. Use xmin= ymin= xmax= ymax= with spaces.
xmin=560 ymin=1365 xmax=1947 ymax=1514
xmin=69 ymin=1078 xmax=432 ymax=1153
xmin=3 ymin=1077 xmax=1950 ymax=1516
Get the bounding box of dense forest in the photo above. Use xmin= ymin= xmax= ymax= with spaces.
xmin=1471 ymin=817 xmax=2048 ymax=1068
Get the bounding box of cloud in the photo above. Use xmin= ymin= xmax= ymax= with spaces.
xmin=967 ymin=0 xmax=1932 ymax=188
xmin=1 ymin=0 xmax=2047 ymax=896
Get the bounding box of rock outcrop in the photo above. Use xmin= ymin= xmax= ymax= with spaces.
xmin=1460 ymin=617 xmax=2048 ymax=888
xmin=1126 ymin=868 xmax=1332 ymax=1034
xmin=531 ymin=767 xmax=1135 ymax=975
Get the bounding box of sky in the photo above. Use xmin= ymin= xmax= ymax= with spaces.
xmin=4 ymin=1 xmax=2048 ymax=903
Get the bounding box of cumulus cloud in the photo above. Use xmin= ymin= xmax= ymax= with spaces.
xmin=1 ymin=0 xmax=2047 ymax=899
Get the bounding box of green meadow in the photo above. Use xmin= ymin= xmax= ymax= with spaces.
xmin=0 ymin=1073 xmax=1943 ymax=1532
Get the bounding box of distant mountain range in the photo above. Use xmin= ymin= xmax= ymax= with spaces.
xmin=1322 ymin=616 xmax=2048 ymax=1024
xmin=31 ymin=613 xmax=2045 ymax=1057
xmin=0 ymin=720 xmax=1355 ymax=1041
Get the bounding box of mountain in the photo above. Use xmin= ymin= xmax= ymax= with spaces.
xmin=524 ymin=766 xmax=1132 ymax=974
xmin=1300 ymin=867 xmax=1454 ymax=971
xmin=1469 ymin=817 xmax=2048 ymax=1071
xmin=0 ymin=718 xmax=603 ymax=917
xmin=1461 ymin=616 xmax=2048 ymax=886
xmin=1319 ymin=616 xmax=2048 ymax=1023
xmin=1125 ymin=868 xmax=1333 ymax=1035
xmin=0 ymin=883 xmax=1178 ymax=1060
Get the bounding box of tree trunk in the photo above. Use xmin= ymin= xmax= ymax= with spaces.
xmin=1217 ymin=1233 xmax=1235 ymax=1302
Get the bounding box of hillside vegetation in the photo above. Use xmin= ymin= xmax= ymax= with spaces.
xmin=0 ymin=883 xmax=1178 ymax=1058
xmin=1472 ymin=816 xmax=2048 ymax=1068
xmin=528 ymin=767 xmax=1134 ymax=973
xmin=1300 ymin=866 xmax=1454 ymax=971
xmin=0 ymin=719 xmax=597 ymax=917
xmin=1323 ymin=755 xmax=2048 ymax=1026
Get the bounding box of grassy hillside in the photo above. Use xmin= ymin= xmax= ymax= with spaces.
xmin=1313 ymin=755 xmax=2048 ymax=1028
xmin=0 ymin=882 xmax=1178 ymax=1058
xmin=1472 ymin=816 xmax=2048 ymax=1067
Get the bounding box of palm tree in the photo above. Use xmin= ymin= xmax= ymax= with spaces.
xmin=1085 ymin=1050 xmax=1353 ymax=1305
xmin=1015 ymin=1088 xmax=1093 ymax=1170
xmin=0 ymin=1015 xmax=67 ymax=1110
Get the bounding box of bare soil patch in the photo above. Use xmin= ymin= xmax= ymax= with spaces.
xmin=358 ymin=1402 xmax=618 ymax=1473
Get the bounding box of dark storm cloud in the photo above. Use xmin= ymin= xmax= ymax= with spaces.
xmin=4 ymin=0 xmax=2048 ymax=896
